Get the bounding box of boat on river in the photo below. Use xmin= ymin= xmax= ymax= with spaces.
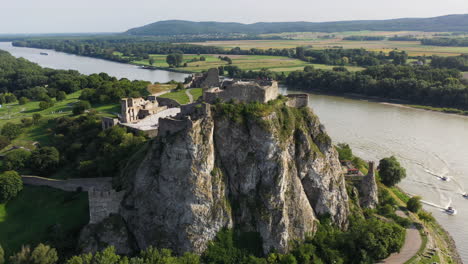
xmin=440 ymin=176 xmax=450 ymax=182
xmin=445 ymin=207 xmax=457 ymax=215
xmin=40 ymin=52 xmax=48 ymax=56
xmin=463 ymin=193 xmax=468 ymax=199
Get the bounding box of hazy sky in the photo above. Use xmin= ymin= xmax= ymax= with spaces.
xmin=1 ymin=0 xmax=468 ymax=34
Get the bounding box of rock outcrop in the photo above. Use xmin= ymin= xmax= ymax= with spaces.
xmin=112 ymin=100 xmax=350 ymax=255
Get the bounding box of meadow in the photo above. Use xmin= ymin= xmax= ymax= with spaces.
xmin=132 ymin=54 xmax=363 ymax=73
xmin=0 ymin=186 xmax=89 ymax=256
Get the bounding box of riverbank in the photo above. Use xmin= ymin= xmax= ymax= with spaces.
xmin=389 ymin=186 xmax=463 ymax=264
xmin=287 ymin=87 xmax=468 ymax=118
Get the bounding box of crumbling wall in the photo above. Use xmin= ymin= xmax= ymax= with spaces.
xmin=88 ymin=188 xmax=125 ymax=224
xmin=286 ymin=94 xmax=309 ymax=108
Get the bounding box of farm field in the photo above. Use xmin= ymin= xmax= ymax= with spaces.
xmin=132 ymin=54 xmax=363 ymax=73
xmin=190 ymin=38 xmax=468 ymax=57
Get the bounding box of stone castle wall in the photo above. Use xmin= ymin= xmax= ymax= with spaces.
xmin=286 ymin=94 xmax=309 ymax=108
xmin=88 ymin=188 xmax=125 ymax=224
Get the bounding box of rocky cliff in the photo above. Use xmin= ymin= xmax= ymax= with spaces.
xmin=105 ymin=100 xmax=349 ymax=255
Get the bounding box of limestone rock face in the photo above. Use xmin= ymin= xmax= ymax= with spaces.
xmin=118 ymin=103 xmax=350 ymax=255
xmin=78 ymin=215 xmax=136 ymax=255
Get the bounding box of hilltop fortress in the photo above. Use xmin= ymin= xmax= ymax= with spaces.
xmin=102 ymin=68 xmax=308 ymax=137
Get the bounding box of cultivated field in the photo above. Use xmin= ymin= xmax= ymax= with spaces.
xmin=190 ymin=31 xmax=468 ymax=57
xmin=132 ymin=54 xmax=363 ymax=73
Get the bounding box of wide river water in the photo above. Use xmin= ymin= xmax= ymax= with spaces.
xmin=1 ymin=42 xmax=467 ymax=262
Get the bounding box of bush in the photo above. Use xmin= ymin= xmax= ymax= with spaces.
xmin=418 ymin=211 xmax=435 ymax=222
xmin=3 ymin=149 xmax=31 ymax=171
xmin=30 ymin=147 xmax=60 ymax=175
xmin=72 ymin=101 xmax=91 ymax=115
xmin=0 ymin=171 xmax=23 ymax=203
xmin=10 ymin=244 xmax=58 ymax=264
xmin=1 ymin=122 xmax=23 ymax=140
xmin=407 ymin=196 xmax=422 ymax=213
xmin=32 ymin=113 xmax=42 ymax=124
xmin=0 ymin=136 xmax=10 ymax=150
xmin=336 ymin=143 xmax=353 ymax=160
xmin=56 ymin=91 xmax=66 ymax=101
xmin=18 ymin=97 xmax=30 ymax=105
xmin=21 ymin=118 xmax=33 ymax=127
xmin=39 ymin=101 xmax=54 ymax=110
xmin=379 ymin=156 xmax=406 ymax=187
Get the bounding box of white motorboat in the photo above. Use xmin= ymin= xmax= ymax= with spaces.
xmin=445 ymin=207 xmax=457 ymax=215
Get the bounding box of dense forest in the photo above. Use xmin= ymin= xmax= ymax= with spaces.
xmin=421 ymin=37 xmax=468 ymax=47
xmin=0 ymin=50 xmax=150 ymax=104
xmin=285 ymin=65 xmax=468 ymax=109
xmin=431 ymin=55 xmax=468 ymax=71
xmin=124 ymin=14 xmax=468 ymax=35
xmin=342 ymin=36 xmax=385 ymax=41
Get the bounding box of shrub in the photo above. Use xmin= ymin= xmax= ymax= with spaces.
xmin=30 ymin=147 xmax=60 ymax=175
xmin=32 ymin=113 xmax=42 ymax=124
xmin=407 ymin=196 xmax=422 ymax=213
xmin=418 ymin=211 xmax=435 ymax=222
xmin=336 ymin=143 xmax=353 ymax=160
xmin=3 ymin=149 xmax=31 ymax=171
xmin=379 ymin=156 xmax=406 ymax=187
xmin=39 ymin=101 xmax=54 ymax=110
xmin=1 ymin=122 xmax=23 ymax=140
xmin=21 ymin=118 xmax=33 ymax=127
xmin=0 ymin=136 xmax=10 ymax=150
xmin=72 ymin=101 xmax=91 ymax=115
xmin=18 ymin=97 xmax=30 ymax=105
xmin=56 ymin=91 xmax=66 ymax=101
xmin=0 ymin=171 xmax=23 ymax=203
xmin=9 ymin=244 xmax=58 ymax=264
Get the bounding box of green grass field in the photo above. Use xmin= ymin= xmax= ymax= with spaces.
xmin=131 ymin=54 xmax=363 ymax=73
xmin=159 ymin=89 xmax=191 ymax=104
xmin=0 ymin=186 xmax=89 ymax=257
xmin=189 ymin=88 xmax=203 ymax=101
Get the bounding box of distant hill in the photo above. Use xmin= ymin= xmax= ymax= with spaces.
xmin=125 ymin=14 xmax=468 ymax=36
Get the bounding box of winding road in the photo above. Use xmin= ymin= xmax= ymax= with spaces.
xmin=378 ymin=210 xmax=423 ymax=264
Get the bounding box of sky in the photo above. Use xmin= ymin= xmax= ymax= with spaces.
xmin=1 ymin=0 xmax=468 ymax=34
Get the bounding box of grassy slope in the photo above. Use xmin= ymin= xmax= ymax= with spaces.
xmin=384 ymin=186 xmax=460 ymax=264
xmin=189 ymin=88 xmax=203 ymax=101
xmin=158 ymin=89 xmax=191 ymax=104
xmin=0 ymin=186 xmax=89 ymax=257
xmin=131 ymin=54 xmax=363 ymax=73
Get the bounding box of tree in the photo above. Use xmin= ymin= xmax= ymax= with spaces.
xmin=379 ymin=156 xmax=407 ymax=187
xmin=72 ymin=101 xmax=91 ymax=115
xmin=1 ymin=122 xmax=23 ymax=140
xmin=0 ymin=244 xmax=4 ymax=264
xmin=56 ymin=91 xmax=67 ymax=101
xmin=176 ymin=83 xmax=185 ymax=90
xmin=3 ymin=149 xmax=31 ymax=171
xmin=9 ymin=244 xmax=58 ymax=264
xmin=33 ymin=113 xmax=42 ymax=124
xmin=407 ymin=196 xmax=422 ymax=213
xmin=0 ymin=171 xmax=23 ymax=203
xmin=30 ymin=147 xmax=60 ymax=175
xmin=39 ymin=101 xmax=54 ymax=110
xmin=18 ymin=97 xmax=30 ymax=105
xmin=166 ymin=53 xmax=183 ymax=67
xmin=149 ymin=58 xmax=155 ymax=66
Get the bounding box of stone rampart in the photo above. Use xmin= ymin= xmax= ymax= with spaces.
xmin=286 ymin=94 xmax=309 ymax=108
xmin=88 ymin=188 xmax=125 ymax=224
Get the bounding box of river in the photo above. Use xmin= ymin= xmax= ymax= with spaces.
xmin=0 ymin=42 xmax=188 ymax=83
xmin=1 ymin=42 xmax=467 ymax=262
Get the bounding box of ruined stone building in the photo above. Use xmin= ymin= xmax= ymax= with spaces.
xmin=120 ymin=97 xmax=167 ymax=123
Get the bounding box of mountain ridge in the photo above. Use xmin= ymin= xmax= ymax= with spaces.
xmin=125 ymin=14 xmax=468 ymax=36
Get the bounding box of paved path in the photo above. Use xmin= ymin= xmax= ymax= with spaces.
xmin=185 ymin=89 xmax=194 ymax=103
xmin=21 ymin=175 xmax=113 ymax=192
xmin=378 ymin=210 xmax=423 ymax=264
